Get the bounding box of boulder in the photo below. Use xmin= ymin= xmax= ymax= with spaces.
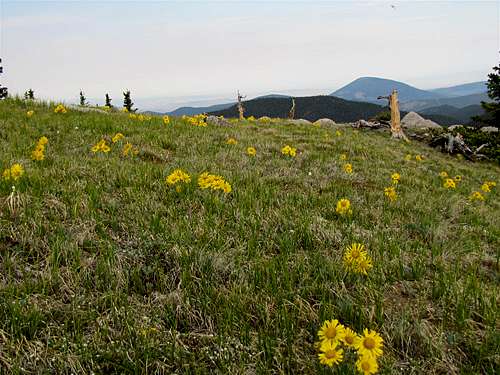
xmin=206 ymin=115 xmax=231 ymax=126
xmin=314 ymin=118 xmax=336 ymax=126
xmin=448 ymin=125 xmax=463 ymax=131
xmin=401 ymin=112 xmax=441 ymax=129
xmin=288 ymin=119 xmax=312 ymax=125
xmin=480 ymin=126 xmax=498 ymax=133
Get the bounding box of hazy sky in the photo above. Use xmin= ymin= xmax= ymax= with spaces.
xmin=1 ymin=0 xmax=499 ymax=110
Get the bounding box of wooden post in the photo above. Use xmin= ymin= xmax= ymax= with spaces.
xmin=237 ymin=90 xmax=246 ymax=120
xmin=288 ymin=98 xmax=296 ymax=119
xmin=378 ymin=90 xmax=408 ymax=141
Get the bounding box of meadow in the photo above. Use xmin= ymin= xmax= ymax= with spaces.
xmin=0 ymin=98 xmax=498 ymax=374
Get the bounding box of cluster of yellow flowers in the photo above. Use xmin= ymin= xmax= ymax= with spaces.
xmin=91 ymin=139 xmax=111 ymax=153
xmin=226 ymin=138 xmax=238 ymax=145
xmin=335 ymin=130 xmax=342 ymax=137
xmin=162 ymin=115 xmax=170 ymax=125
xmin=166 ymin=169 xmax=192 ymax=192
xmin=391 ymin=172 xmax=400 ymax=185
xmin=281 ymin=145 xmax=297 ymax=157
xmin=54 ymin=104 xmax=67 ymax=114
xmin=164 ymin=170 xmax=232 ymax=194
xmin=26 ymin=110 xmax=34 ymax=118
xmin=343 ymin=243 xmax=373 ymax=275
xmin=246 ymin=116 xmax=256 ymax=121
xmin=31 ymin=136 xmax=49 ymax=161
xmin=129 ymin=114 xmax=152 ymax=122
xmin=343 ymin=163 xmax=353 ymax=174
xmin=384 ymin=186 xmax=397 ymax=201
xmin=415 ymin=154 xmax=424 ymax=162
xmin=440 ymin=171 xmax=462 ymax=189
xmin=317 ymin=319 xmax=383 ymax=374
xmin=122 ymin=142 xmax=139 ymax=157
xmin=336 ymin=198 xmax=352 ymax=216
xmin=198 ymin=172 xmax=232 ymax=193
xmin=247 ymin=147 xmax=256 ymax=156
xmin=112 ymin=133 xmax=125 ymax=143
xmin=2 ymin=163 xmax=24 ymax=182
xmin=469 ymin=181 xmax=496 ymax=201
xmin=182 ymin=114 xmax=208 ymax=127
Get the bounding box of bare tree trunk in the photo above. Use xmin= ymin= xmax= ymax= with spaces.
xmin=288 ymin=98 xmax=296 ymax=119
xmin=378 ymin=90 xmax=408 ymax=141
xmin=389 ymin=90 xmax=408 ymax=140
xmin=237 ymin=90 xmax=245 ymax=120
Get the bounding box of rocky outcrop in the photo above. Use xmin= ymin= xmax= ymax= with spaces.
xmin=314 ymin=118 xmax=336 ymax=126
xmin=206 ymin=115 xmax=231 ymax=126
xmin=288 ymin=119 xmax=312 ymax=125
xmin=401 ymin=112 xmax=441 ymax=129
xmin=480 ymin=126 xmax=499 ymax=133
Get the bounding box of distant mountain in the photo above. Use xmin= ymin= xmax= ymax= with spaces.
xmin=419 ymin=104 xmax=484 ymax=124
xmin=165 ymin=94 xmax=290 ymax=116
xmin=429 ymin=81 xmax=487 ymax=97
xmin=400 ymin=92 xmax=490 ymax=112
xmin=167 ymin=102 xmax=234 ymax=116
xmin=331 ymin=77 xmax=442 ymax=104
xmin=210 ymin=95 xmax=386 ymax=123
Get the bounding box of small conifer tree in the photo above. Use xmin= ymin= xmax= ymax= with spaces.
xmin=472 ymin=61 xmax=500 ymax=128
xmin=79 ymin=90 xmax=88 ymax=106
xmin=28 ymin=89 xmax=34 ymax=100
xmin=123 ymin=90 xmax=136 ymax=112
xmin=105 ymin=93 xmax=112 ymax=108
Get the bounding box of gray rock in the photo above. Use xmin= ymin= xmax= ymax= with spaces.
xmin=206 ymin=115 xmax=231 ymax=126
xmin=480 ymin=126 xmax=498 ymax=133
xmin=314 ymin=118 xmax=336 ymax=126
xmin=288 ymin=119 xmax=312 ymax=125
xmin=401 ymin=112 xmax=441 ymax=129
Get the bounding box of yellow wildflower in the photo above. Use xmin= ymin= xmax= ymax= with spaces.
xmin=318 ymin=341 xmax=343 ymax=367
xmin=343 ymin=243 xmax=373 ymax=275
xmin=384 ymin=186 xmax=397 ymax=201
xmin=38 ymin=136 xmax=48 ymax=146
xmin=318 ymin=319 xmax=346 ymax=345
xmin=122 ymin=142 xmax=133 ymax=157
xmin=443 ymin=178 xmax=456 ymax=189
xmin=122 ymin=107 xmax=129 ymax=113
xmin=281 ymin=145 xmax=297 ymax=157
xmin=439 ymin=171 xmax=448 ymax=178
xmin=129 ymin=113 xmax=137 ymax=119
xmin=54 ymin=104 xmax=67 ymax=114
xmin=356 ymin=355 xmax=379 ymax=375
xmin=469 ymin=191 xmax=485 ymax=201
xmin=335 ymin=130 xmax=342 ymax=137
xmin=31 ymin=145 xmax=45 ymax=161
xmin=26 ymin=110 xmax=34 ymax=117
xmin=3 ymin=163 xmax=24 ymax=181
xmin=166 ymin=169 xmax=191 ymax=186
xmin=112 ymin=133 xmax=125 ymax=143
xmin=454 ymin=175 xmax=462 ymax=182
xmin=198 ymin=172 xmax=231 ymax=193
xmin=336 ymin=198 xmax=352 ymax=216
xmin=343 ymin=163 xmax=353 ymax=174
xmin=391 ymin=172 xmax=400 ymax=184
xmin=341 ymin=327 xmax=359 ymax=348
xmin=226 ymin=138 xmax=238 ymax=145
xmin=247 ymin=147 xmax=256 ymax=156
xmin=340 ymin=153 xmax=347 ymax=161
xmin=481 ymin=183 xmax=491 ymax=193
xmin=355 ymin=329 xmax=384 ymax=358
xmin=405 ymin=154 xmax=412 ymax=161
xmin=163 ymin=115 xmax=170 ymax=125
xmin=415 ymin=155 xmax=423 ymax=161
xmin=91 ymin=139 xmax=111 ymax=153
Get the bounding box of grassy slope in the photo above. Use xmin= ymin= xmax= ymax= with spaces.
xmin=0 ymin=98 xmax=499 ymax=374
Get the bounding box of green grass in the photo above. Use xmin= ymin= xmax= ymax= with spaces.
xmin=0 ymin=98 xmax=499 ymax=374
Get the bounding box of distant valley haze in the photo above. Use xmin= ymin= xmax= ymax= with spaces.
xmin=2 ymin=0 xmax=498 ymax=112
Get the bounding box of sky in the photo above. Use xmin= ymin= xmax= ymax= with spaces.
xmin=1 ymin=0 xmax=499 ymax=111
